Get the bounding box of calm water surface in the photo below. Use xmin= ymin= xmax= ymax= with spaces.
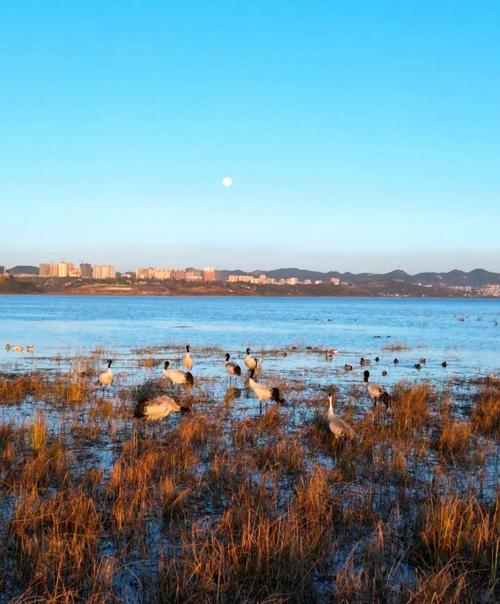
xmin=0 ymin=296 xmax=498 ymax=380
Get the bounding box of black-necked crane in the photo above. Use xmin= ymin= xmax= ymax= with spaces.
xmin=134 ymin=394 xmax=181 ymax=421
xmin=363 ymin=370 xmax=391 ymax=408
xmin=183 ymin=345 xmax=193 ymax=371
xmin=225 ymin=353 xmax=241 ymax=383
xmin=248 ymin=368 xmax=284 ymax=406
xmin=98 ymin=359 xmax=113 ymax=393
xmin=162 ymin=361 xmax=194 ymax=387
xmin=244 ymin=348 xmax=258 ymax=371
xmin=327 ymin=390 xmax=355 ymax=439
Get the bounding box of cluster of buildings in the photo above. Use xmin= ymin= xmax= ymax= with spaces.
xmin=135 ymin=267 xmax=216 ymax=282
xmin=39 ymin=262 xmax=116 ymax=279
xmin=227 ymin=274 xmax=341 ymax=286
xmin=478 ymin=283 xmax=500 ymax=296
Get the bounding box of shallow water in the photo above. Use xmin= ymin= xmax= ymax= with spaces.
xmin=0 ymin=296 xmax=498 ymax=380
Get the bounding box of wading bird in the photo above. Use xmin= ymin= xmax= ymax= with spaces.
xmin=248 ymin=368 xmax=284 ymax=405
xmin=363 ymin=370 xmax=391 ymax=408
xmin=98 ymin=359 xmax=113 ymax=393
xmin=344 ymin=364 xmax=353 ymax=371
xmin=393 ymin=358 xmax=399 ymax=364
xmin=134 ymin=394 xmax=181 ymax=420
xmin=183 ymin=345 xmax=193 ymax=371
xmin=325 ymin=349 xmax=338 ymax=361
xmin=163 ymin=361 xmax=194 ymax=387
xmin=327 ymin=391 xmax=355 ymax=439
xmin=225 ymin=353 xmax=242 ymax=383
xmin=244 ymin=348 xmax=258 ymax=371
xmin=360 ymin=357 xmax=370 ymax=366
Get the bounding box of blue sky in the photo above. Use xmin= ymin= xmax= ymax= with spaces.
xmin=0 ymin=1 xmax=499 ymax=272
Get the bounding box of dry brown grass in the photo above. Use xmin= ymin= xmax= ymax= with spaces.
xmin=256 ymin=435 xmax=305 ymax=474
xmin=137 ymin=355 xmax=161 ymax=368
xmin=391 ymin=382 xmax=432 ymax=433
xmin=437 ymin=420 xmax=472 ymax=459
xmin=0 ymin=360 xmax=497 ymax=602
xmin=417 ymin=493 xmax=500 ymax=594
xmin=471 ymin=383 xmax=500 ymax=437
xmin=11 ymin=488 xmax=105 ymax=601
xmin=0 ymin=372 xmax=90 ymax=404
xmin=158 ymin=468 xmax=335 ymax=603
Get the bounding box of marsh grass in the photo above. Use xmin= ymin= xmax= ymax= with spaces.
xmin=416 ymin=493 xmax=500 ymax=598
xmin=0 ymin=356 xmax=498 ymax=603
xmin=471 ymin=382 xmax=500 ymax=437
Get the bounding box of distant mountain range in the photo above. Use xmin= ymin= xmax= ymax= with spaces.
xmin=6 ymin=265 xmax=39 ymax=275
xmin=5 ymin=265 xmax=500 ymax=287
xmin=217 ymin=268 xmax=500 ymax=287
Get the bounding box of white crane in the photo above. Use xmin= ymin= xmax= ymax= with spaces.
xmin=134 ymin=394 xmax=181 ymax=421
xmin=244 ymin=347 xmax=258 ymax=371
xmin=162 ymin=361 xmax=194 ymax=387
xmin=98 ymin=359 xmax=113 ymax=393
xmin=248 ymin=368 xmax=284 ymax=404
xmin=183 ymin=345 xmax=193 ymax=371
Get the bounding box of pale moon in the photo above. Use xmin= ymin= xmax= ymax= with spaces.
xmin=222 ymin=176 xmax=233 ymax=188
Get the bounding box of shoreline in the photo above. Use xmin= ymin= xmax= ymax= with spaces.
xmin=0 ymin=282 xmax=495 ymax=299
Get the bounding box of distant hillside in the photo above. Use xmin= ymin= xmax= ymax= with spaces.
xmin=217 ymin=268 xmax=500 ymax=287
xmin=7 ymin=265 xmax=39 ymax=275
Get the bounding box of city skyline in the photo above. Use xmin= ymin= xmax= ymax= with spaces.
xmin=1 ymin=2 xmax=499 ymax=272
xmin=2 ymin=255 xmax=500 ymax=275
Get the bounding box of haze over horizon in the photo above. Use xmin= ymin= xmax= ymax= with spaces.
xmin=1 ymin=2 xmax=499 ymax=272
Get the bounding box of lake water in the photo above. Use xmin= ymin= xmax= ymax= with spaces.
xmin=0 ymin=296 xmax=498 ymax=383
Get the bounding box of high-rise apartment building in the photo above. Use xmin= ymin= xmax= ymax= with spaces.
xmin=80 ymin=263 xmax=92 ymax=278
xmin=39 ymin=263 xmax=51 ymax=277
xmin=153 ymin=268 xmax=172 ymax=280
xmin=203 ymin=267 xmax=216 ymax=282
xmin=171 ymin=269 xmax=186 ymax=280
xmin=186 ymin=270 xmax=203 ymax=282
xmin=136 ymin=267 xmax=155 ymax=280
xmin=92 ymin=265 xmax=116 ymax=279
